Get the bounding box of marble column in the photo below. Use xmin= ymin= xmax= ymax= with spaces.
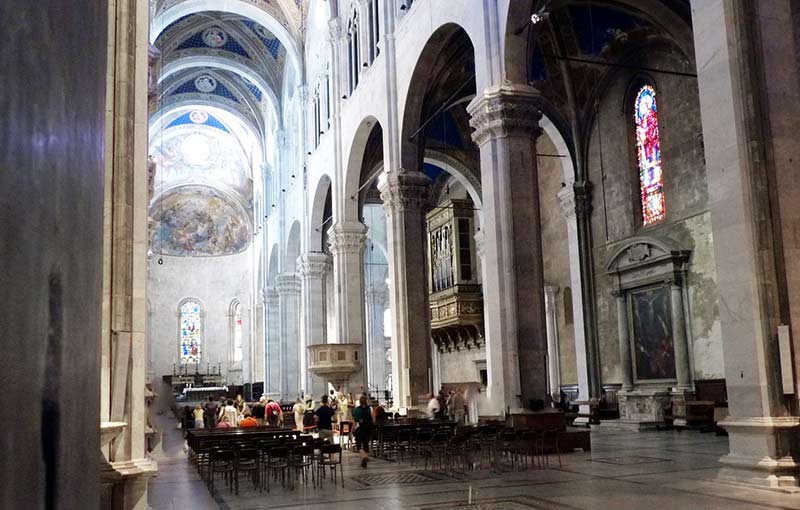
xmin=378 ymin=169 xmax=432 ymax=410
xmin=328 ymin=221 xmax=368 ymax=393
xmin=692 ymin=0 xmax=799 ymax=487
xmin=558 ymin=184 xmax=601 ymax=419
xmin=467 ymin=83 xmax=547 ymax=413
xmin=670 ymin=280 xmax=692 ymax=392
xmin=264 ymin=288 xmax=281 ymax=397
xmin=544 ymin=286 xmax=561 ymax=402
xmin=100 ymin=0 xmax=157 ymax=507
xmin=365 ymin=282 xmax=388 ymax=393
xmin=276 ymin=274 xmax=301 ymax=400
xmin=298 ymin=252 xmax=330 ymax=399
xmin=614 ymin=292 xmax=634 ymax=392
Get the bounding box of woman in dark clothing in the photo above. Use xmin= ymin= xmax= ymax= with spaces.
xmin=352 ymin=396 xmax=373 ymax=468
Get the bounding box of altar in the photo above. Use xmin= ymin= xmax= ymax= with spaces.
xmin=163 ymin=363 xmax=226 ymax=401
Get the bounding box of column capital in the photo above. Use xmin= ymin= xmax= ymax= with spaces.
xmin=328 ymin=17 xmax=344 ymax=41
xmin=573 ymin=180 xmax=593 ymax=218
xmin=377 ymin=168 xmax=431 ymax=215
xmin=327 ymin=221 xmax=367 ymax=255
xmin=466 ymin=83 xmax=544 ymax=147
xmin=265 ymin=287 xmax=279 ymax=306
xmin=365 ymin=283 xmax=387 ymax=303
xmin=275 ymin=273 xmax=301 ymax=295
xmin=297 ymin=251 xmax=331 ymax=277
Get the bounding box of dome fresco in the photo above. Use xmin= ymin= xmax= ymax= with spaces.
xmin=150 ymin=186 xmax=251 ymax=256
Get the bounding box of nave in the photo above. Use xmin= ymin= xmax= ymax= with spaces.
xmin=148 ymin=411 xmax=793 ymax=510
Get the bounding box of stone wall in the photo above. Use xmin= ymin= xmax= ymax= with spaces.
xmin=586 ymin=46 xmax=723 ymax=384
xmin=0 ymin=1 xmax=106 ymax=508
xmin=148 ymin=249 xmax=254 ymax=385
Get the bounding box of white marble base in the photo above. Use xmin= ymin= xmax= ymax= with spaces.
xmin=618 ymin=388 xmax=671 ymax=425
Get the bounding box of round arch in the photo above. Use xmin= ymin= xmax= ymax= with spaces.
xmin=342 ymin=116 xmax=382 ymax=222
xmin=285 ymin=220 xmax=302 ymax=272
xmin=399 ymin=23 xmax=476 ymax=172
xmin=423 ymin=149 xmax=483 ymax=210
xmin=150 ymin=0 xmax=302 ymax=78
xmin=309 ymin=173 xmax=332 ymax=252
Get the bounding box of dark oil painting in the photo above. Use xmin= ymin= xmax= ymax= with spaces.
xmin=630 ymin=286 xmax=676 ymax=380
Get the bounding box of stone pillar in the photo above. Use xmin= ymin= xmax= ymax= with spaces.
xmin=467 ymin=83 xmax=547 ymax=413
xmin=365 ymin=283 xmax=388 ymax=393
xmin=544 ymin=286 xmax=561 ymax=403
xmin=328 ymin=221 xmax=368 ymax=393
xmin=558 ymin=184 xmax=601 ymax=421
xmin=276 ymin=273 xmax=301 ymax=400
xmin=614 ymin=292 xmax=634 ymax=392
xmin=670 ymin=281 xmax=692 ymax=391
xmin=99 ymin=0 xmax=157 ymax=507
xmin=264 ymin=288 xmax=281 ymax=397
xmin=692 ymin=0 xmax=799 ymax=487
xmin=298 ymin=252 xmax=330 ymax=399
xmin=378 ymin=169 xmax=432 ymax=410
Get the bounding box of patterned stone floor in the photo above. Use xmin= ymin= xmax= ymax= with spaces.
xmin=148 ymin=413 xmax=800 ymax=510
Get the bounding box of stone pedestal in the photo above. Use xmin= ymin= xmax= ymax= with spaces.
xmin=616 ymin=389 xmax=672 ymax=431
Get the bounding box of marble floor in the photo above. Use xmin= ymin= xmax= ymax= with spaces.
xmin=148 ymin=415 xmax=800 ymax=510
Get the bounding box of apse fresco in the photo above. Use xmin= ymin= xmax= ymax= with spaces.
xmin=150 ymin=187 xmax=251 ymax=256
xmin=630 ymin=286 xmax=676 ymax=381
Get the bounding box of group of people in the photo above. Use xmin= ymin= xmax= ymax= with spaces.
xmin=426 ymin=387 xmax=467 ymax=423
xmin=187 ymin=394 xmax=284 ymax=430
xmin=182 ymin=389 xmax=387 ymax=469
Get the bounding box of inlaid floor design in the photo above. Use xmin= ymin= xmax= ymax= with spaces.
xmin=148 ymin=414 xmax=800 ymax=510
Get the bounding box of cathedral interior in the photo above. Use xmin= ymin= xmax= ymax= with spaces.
xmin=2 ymin=0 xmax=800 ymax=509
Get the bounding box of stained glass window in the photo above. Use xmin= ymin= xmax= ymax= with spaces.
xmin=635 ymin=84 xmax=665 ymax=225
xmin=180 ymin=300 xmax=202 ymax=364
xmin=232 ymin=301 xmax=243 ymax=363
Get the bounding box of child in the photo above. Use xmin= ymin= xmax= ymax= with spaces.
xmin=193 ymin=404 xmax=204 ymax=429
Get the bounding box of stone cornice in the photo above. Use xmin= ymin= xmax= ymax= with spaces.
xmin=466 ymin=83 xmax=544 ymax=147
xmin=327 ymin=221 xmax=367 ymax=255
xmin=377 ymin=168 xmax=431 ymax=215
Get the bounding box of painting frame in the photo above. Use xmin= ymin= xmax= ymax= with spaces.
xmin=627 ymin=284 xmax=677 ymax=383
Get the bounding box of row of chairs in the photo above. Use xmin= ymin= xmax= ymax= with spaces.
xmin=371 ymin=425 xmax=562 ymax=472
xmin=191 ymin=435 xmax=345 ymax=496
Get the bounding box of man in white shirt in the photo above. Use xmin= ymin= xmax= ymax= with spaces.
xmin=426 ymin=393 xmax=440 ymax=420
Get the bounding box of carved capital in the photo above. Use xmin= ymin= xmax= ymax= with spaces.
xmin=265 ymin=287 xmax=280 ymax=306
xmin=328 ymin=18 xmax=345 ymax=41
xmin=573 ymin=180 xmax=593 ymax=218
xmin=275 ymin=273 xmax=301 ymax=295
xmin=377 ymin=168 xmax=431 ymax=216
xmin=327 ymin=221 xmax=367 ymax=256
xmin=297 ymin=252 xmax=330 ymax=278
xmin=466 ymin=83 xmax=544 ymax=147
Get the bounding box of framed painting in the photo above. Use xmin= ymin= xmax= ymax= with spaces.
xmin=629 ymin=285 xmax=676 ymax=381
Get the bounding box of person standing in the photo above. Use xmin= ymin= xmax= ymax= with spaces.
xmin=203 ymin=396 xmax=218 ymax=428
xmin=314 ymin=395 xmax=335 ymax=441
xmin=352 ymin=396 xmax=373 ymax=468
xmin=252 ymin=396 xmax=266 ymax=426
xmin=426 ymin=393 xmax=440 ymax=420
xmin=221 ymin=399 xmax=238 ymax=427
xmin=193 ymin=404 xmax=204 ymax=429
xmin=292 ymin=398 xmax=306 ymax=431
xmin=451 ymin=388 xmax=465 ymax=424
